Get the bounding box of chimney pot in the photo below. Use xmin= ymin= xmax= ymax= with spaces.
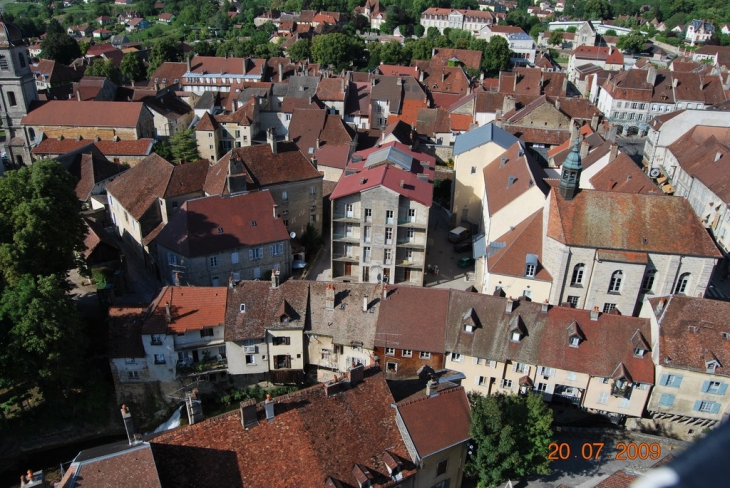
xmin=165 ymin=301 xmax=172 ymax=323
xmin=505 ymin=297 xmax=514 ymax=314
xmin=590 ymin=306 xmax=600 ymax=321
xmin=426 ymin=375 xmax=439 ymax=397
xmin=363 ymin=295 xmax=368 ymax=312
xmin=541 ymin=300 xmax=549 ymax=313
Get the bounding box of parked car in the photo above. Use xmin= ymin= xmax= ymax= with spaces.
xmin=454 ymin=241 xmax=472 ymax=253
xmin=457 ymin=256 xmax=475 ymax=268
xmin=448 ymin=226 xmax=471 ymax=243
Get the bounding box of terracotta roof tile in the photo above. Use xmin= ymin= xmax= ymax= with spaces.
xmin=83 ymin=218 xmax=119 ymax=260
xmin=431 ymin=48 xmax=482 ymax=70
xmin=539 ymin=306 xmax=654 ymax=383
xmin=649 ymin=296 xmax=730 ymax=377
xmin=68 ymin=444 xmax=162 ymax=487
xmin=143 ymin=286 xmax=227 ymax=335
xmin=223 ymin=141 xmax=322 ymax=187
xmin=155 ymin=191 xmax=290 ymax=257
xmin=108 ymin=306 xmax=146 ymax=358
xmin=316 ymin=77 xmax=346 ymax=101
xmin=106 ymin=153 xmax=174 ymax=220
xmin=487 ymin=209 xmax=552 ymax=282
xmin=589 ymin=153 xmax=658 ymax=194
xmin=595 ymin=470 xmax=639 ymax=488
xmin=546 ymin=189 xmax=721 ymax=258
xmin=396 ymin=387 xmax=471 ymax=457
xmin=376 ymin=286 xmax=450 ymax=353
xmin=151 ymin=370 xmax=417 ymax=487
xmin=22 ymin=100 xmax=146 ymax=128
xmin=483 ymin=141 xmax=549 ymax=215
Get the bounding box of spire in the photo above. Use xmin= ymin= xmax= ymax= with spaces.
xmin=558 ymin=138 xmax=583 ymax=200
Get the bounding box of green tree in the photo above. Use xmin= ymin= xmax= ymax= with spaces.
xmin=380 ymin=40 xmax=406 ymax=65
xmin=0 ymin=160 xmax=86 ymax=287
xmin=311 ymin=33 xmax=364 ymax=70
xmin=482 ymin=35 xmax=512 ymax=75
xmin=427 ymin=26 xmax=441 ymax=40
xmin=467 ymin=392 xmax=553 ymax=487
xmin=548 ymin=30 xmax=564 ymax=46
xmin=605 ymin=28 xmax=618 ymax=36
xmin=414 ymin=24 xmax=425 ymax=37
xmin=152 ymin=140 xmax=174 ymax=161
xmin=85 ymin=58 xmax=122 ymax=85
xmin=147 ymin=37 xmax=182 ymax=78
xmin=616 ymin=30 xmax=648 ymax=53
xmin=46 ymin=18 xmax=64 ymax=35
xmin=288 ymin=38 xmax=311 ymax=61
xmin=170 ymin=128 xmax=201 ymax=164
xmin=529 ymin=24 xmax=546 ymax=41
xmin=120 ymin=52 xmax=146 ymax=83
xmin=0 ymin=274 xmax=87 ymax=395
xmin=584 ymin=0 xmax=613 ymax=19
xmin=40 ymin=32 xmax=82 ymax=65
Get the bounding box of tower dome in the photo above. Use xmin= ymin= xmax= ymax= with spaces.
xmin=563 ymin=138 xmax=583 ymax=171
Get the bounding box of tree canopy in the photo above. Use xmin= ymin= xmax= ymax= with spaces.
xmin=147 ymin=38 xmax=183 ymax=78
xmin=467 ymin=392 xmax=553 ymax=487
xmin=616 ymin=30 xmax=648 ymax=53
xmin=40 ymin=32 xmax=82 ymax=65
xmin=483 ymin=35 xmax=512 ymax=75
xmin=170 ymin=128 xmax=201 ymax=164
xmin=85 ymin=58 xmax=122 ymax=85
xmin=120 ymin=52 xmax=147 ymax=83
xmin=311 ymin=33 xmax=365 ymax=70
xmin=0 ymin=160 xmax=86 ymax=287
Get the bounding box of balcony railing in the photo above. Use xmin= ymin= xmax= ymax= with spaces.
xmin=333 ymin=214 xmax=361 ymax=222
xmin=332 ymin=234 xmax=361 ymax=243
xmin=395 ymin=260 xmax=423 ymax=268
xmin=177 ymin=359 xmax=227 ymax=376
xmin=397 ymin=219 xmax=428 ymax=228
xmin=243 ymin=345 xmax=257 ymax=354
xmin=333 ymin=253 xmax=359 ymax=262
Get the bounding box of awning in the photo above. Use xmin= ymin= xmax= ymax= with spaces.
xmin=662 ymin=183 xmax=675 ymax=194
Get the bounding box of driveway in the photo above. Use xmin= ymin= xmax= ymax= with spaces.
xmin=424 ymin=204 xmax=477 ymax=291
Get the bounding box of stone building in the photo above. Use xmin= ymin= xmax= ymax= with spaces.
xmin=155 ymin=191 xmax=292 ymax=286
xmin=329 ymin=143 xmax=434 ymax=285
xmin=0 ymin=15 xmax=38 ymax=167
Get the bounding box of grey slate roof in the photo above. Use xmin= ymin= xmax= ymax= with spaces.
xmin=285 ymin=76 xmax=320 ymax=99
xmin=453 ymin=123 xmax=521 ymax=156
xmin=444 ymin=292 xmax=549 ymax=365
xmin=307 ymin=282 xmax=382 ymax=349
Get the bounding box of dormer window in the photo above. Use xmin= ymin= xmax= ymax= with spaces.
xmin=511 ymin=331 xmax=521 ymax=342
xmin=634 ymin=348 xmax=646 ymax=357
xmin=465 ymin=323 xmax=474 ymax=333
xmin=707 ymin=361 xmax=720 ymax=374
xmin=525 ymin=254 xmax=538 ymax=278
xmin=240 ymin=304 xmax=246 ymax=313
xmin=569 ymin=336 xmax=580 ymax=347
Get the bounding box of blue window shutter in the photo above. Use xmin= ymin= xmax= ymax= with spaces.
xmin=674 ymin=375 xmax=683 ymax=388
xmin=702 ymin=380 xmax=710 ymax=393
xmin=719 ymin=383 xmax=728 ymax=396
xmin=659 ymin=374 xmax=668 ymax=386
xmin=693 ymin=400 xmax=702 ymax=411
xmin=659 ymin=394 xmax=674 ymax=406
xmin=711 ymin=402 xmax=721 ymax=414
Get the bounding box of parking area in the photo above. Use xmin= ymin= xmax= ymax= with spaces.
xmin=424 ymin=205 xmax=478 ymax=291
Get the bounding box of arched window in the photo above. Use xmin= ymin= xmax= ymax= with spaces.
xmin=570 ymin=263 xmax=585 ymax=286
xmin=641 ymin=269 xmax=657 ymax=293
xmin=674 ymin=273 xmax=690 ymax=294
xmin=608 ymin=270 xmax=623 ymax=293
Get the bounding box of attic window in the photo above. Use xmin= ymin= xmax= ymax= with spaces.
xmin=634 ymin=347 xmax=646 ymax=357
xmin=251 ymin=221 xmax=257 ymax=226
xmin=511 ymin=331 xmax=521 ymax=342
xmin=569 ymin=336 xmax=580 ymax=347
xmin=707 ymin=361 xmax=720 ymax=374
xmin=723 ymin=332 xmax=730 ymax=340
xmin=240 ymin=304 xmax=246 ymax=313
xmin=217 ymin=227 xmax=224 ymax=234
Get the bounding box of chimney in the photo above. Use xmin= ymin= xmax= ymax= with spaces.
xmin=264 ymin=393 xmax=275 ymax=422
xmin=76 ymin=89 xmax=81 ymax=101
xmin=562 ymin=75 xmax=568 ymax=93
xmin=273 ymin=204 xmax=278 ymax=219
xmin=186 ymin=56 xmax=191 ymax=72
xmin=363 ymin=294 xmax=368 ymax=312
xmin=646 ymin=66 xmax=657 ymax=85
xmin=120 ymin=405 xmax=137 ymax=445
xmin=382 ymin=283 xmax=387 ymax=300
xmin=672 ymin=77 xmax=679 ymax=88
xmin=590 ymin=113 xmax=599 ymax=131
xmin=267 ymin=128 xmax=277 ymax=154
xmin=278 ymin=63 xmax=283 ymax=82
xmin=541 ymin=299 xmax=549 ymax=313
xmin=513 ymin=73 xmax=517 ymax=92
xmin=240 ymin=398 xmax=259 ymax=429
xmin=441 ymin=69 xmax=445 ymax=83
xmin=580 ymin=138 xmax=590 ymax=158
xmin=590 ymin=306 xmax=600 ymax=321
xmin=426 ymin=374 xmax=439 ymax=397
xmin=185 ymin=389 xmax=204 ymax=425
xmin=316 ymin=137 xmax=320 ymax=149
xmin=609 ymin=143 xmax=619 ymax=162
xmin=655 ymin=297 xmax=666 ymax=315
xmin=555 ymin=98 xmax=560 ymax=111
xmin=271 ymin=269 xmax=280 ymax=288
xmin=716 ymin=152 xmax=723 ymax=162
xmin=165 ymin=301 xmax=172 ymax=323
xmin=233 ymin=98 xmax=239 ymax=111
xmin=419 ymin=70 xmax=424 ymax=83
xmin=399 ymin=179 xmax=405 ymax=188
xmin=397 ymin=76 xmax=402 ymax=85
xmin=325 ymin=283 xmax=335 ymax=309
xmin=505 ymin=297 xmax=514 ymax=314
xmin=502 ymin=96 xmax=515 ymax=113
xmin=311 ymin=156 xmax=317 ymax=169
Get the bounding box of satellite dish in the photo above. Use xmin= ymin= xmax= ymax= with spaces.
xmin=290 ymin=232 xmax=296 ymax=239
xmin=649 ymin=168 xmax=661 ymax=178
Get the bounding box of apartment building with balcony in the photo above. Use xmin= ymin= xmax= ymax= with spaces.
xmin=329 ymin=142 xmax=435 ymax=285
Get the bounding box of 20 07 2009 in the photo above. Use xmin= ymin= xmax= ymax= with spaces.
xmin=547 ymin=442 xmax=662 ymax=461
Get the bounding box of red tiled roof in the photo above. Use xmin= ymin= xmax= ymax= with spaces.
xmin=376 ymin=286 xmax=449 ymax=353
xmin=22 ymin=100 xmax=146 ymax=128
xmin=377 ymin=65 xmax=418 ymax=77
xmin=67 ymin=444 xmax=162 ymax=487
xmin=488 ymin=209 xmax=552 ymax=282
xmin=143 ymin=286 xmax=227 ymax=334
xmin=540 ymin=305 xmax=654 ymax=383
xmin=223 ymin=141 xmax=322 ymax=188
xmin=151 ymin=371 xmax=417 ymax=487
xmin=547 ymin=189 xmax=721 ymax=258
xmin=316 ymin=77 xmax=346 ymax=101
xmin=589 ymin=153 xmax=658 ymax=194
xmin=396 ymin=387 xmax=471 ymax=457
xmin=331 ymin=163 xmax=433 ymax=207
xmin=483 ymin=141 xmax=548 ymax=215
xmin=106 ymin=153 xmax=174 ymax=220
xmin=489 ymin=25 xmax=524 ymax=33
xmin=595 ymin=470 xmax=639 ymax=488
xmin=431 ymin=48 xmax=482 ymax=70
xmin=155 ymin=191 xmax=289 ymax=257
xmin=108 ymin=306 xmax=146 ymax=358
xmin=649 ymin=296 xmax=730 ymax=377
